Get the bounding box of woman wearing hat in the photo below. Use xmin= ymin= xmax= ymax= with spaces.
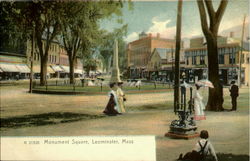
xmin=193 ymin=84 xmax=206 ymax=120
xmin=117 ymin=82 xmax=126 ymax=113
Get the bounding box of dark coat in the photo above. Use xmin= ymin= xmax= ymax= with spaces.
xmin=103 ymin=93 xmax=119 ymax=115
xmin=230 ymin=85 xmax=239 ymax=97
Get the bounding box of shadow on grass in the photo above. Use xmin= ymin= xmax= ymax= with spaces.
xmin=216 ymin=153 xmax=249 ymax=161
xmin=127 ymin=103 xmax=172 ymax=111
xmin=177 ymin=153 xmax=249 ymax=161
xmin=1 ymin=112 xmax=104 ymax=130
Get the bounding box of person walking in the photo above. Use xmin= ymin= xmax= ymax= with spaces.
xmin=117 ymin=82 xmax=126 ymax=113
xmin=193 ymin=84 xmax=206 ymax=120
xmin=103 ymin=83 xmax=120 ymax=116
xmin=229 ymin=81 xmax=239 ymax=111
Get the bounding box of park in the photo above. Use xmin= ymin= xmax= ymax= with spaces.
xmin=0 ymin=0 xmax=249 ymax=161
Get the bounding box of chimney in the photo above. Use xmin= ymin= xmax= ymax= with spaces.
xmin=230 ymin=32 xmax=234 ymax=38
xmin=157 ymin=33 xmax=160 ymax=39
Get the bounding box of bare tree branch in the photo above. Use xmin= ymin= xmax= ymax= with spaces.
xmin=215 ymin=0 xmax=228 ymax=25
xmin=196 ymin=0 xmax=212 ymax=35
xmin=204 ymin=0 xmax=216 ymax=26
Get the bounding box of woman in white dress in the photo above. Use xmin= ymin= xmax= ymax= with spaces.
xmin=193 ymin=84 xmax=206 ymax=120
xmin=117 ymin=82 xmax=126 ymax=113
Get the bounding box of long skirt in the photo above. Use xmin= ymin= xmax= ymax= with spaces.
xmin=194 ymin=100 xmax=206 ymax=120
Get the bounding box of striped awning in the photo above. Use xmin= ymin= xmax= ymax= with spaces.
xmin=47 ymin=66 xmax=55 ymax=73
xmin=32 ymin=66 xmax=55 ymax=73
xmin=60 ymin=66 xmax=70 ymax=73
xmin=51 ymin=65 xmax=64 ymax=72
xmin=33 ymin=66 xmax=40 ymax=73
xmin=0 ymin=63 xmax=20 ymax=72
xmin=15 ymin=64 xmax=30 ymax=73
xmin=74 ymin=69 xmax=83 ymax=74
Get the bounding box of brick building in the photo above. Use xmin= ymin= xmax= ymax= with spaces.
xmin=127 ymin=32 xmax=183 ymax=79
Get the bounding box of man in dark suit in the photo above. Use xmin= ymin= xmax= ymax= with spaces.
xmin=229 ymin=81 xmax=239 ymax=111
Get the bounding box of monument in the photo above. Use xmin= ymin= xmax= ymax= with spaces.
xmin=110 ymin=39 xmax=122 ymax=83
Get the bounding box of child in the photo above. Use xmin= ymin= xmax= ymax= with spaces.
xmin=193 ymin=130 xmax=218 ymax=161
xmin=178 ymin=130 xmax=218 ymax=161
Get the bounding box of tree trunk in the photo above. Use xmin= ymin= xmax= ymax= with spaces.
xmin=206 ymin=36 xmax=223 ymax=111
xmin=40 ymin=56 xmax=48 ymax=86
xmin=69 ymin=58 xmax=75 ymax=84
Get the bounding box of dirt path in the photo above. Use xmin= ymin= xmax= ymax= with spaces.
xmin=1 ymin=86 xmax=249 ymax=161
xmin=1 ymin=109 xmax=249 ymax=161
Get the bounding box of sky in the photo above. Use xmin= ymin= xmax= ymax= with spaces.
xmin=100 ymin=0 xmax=249 ymax=46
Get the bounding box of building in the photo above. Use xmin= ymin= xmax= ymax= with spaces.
xmin=0 ymin=52 xmax=30 ymax=80
xmin=1 ymin=37 xmax=84 ymax=80
xmin=147 ymin=48 xmax=185 ymax=81
xmin=0 ymin=34 xmax=30 ymax=80
xmin=127 ymin=32 xmax=183 ymax=79
xmin=184 ymin=36 xmax=250 ymax=85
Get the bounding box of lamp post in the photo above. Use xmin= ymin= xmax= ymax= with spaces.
xmin=29 ymin=24 xmax=35 ymax=93
xmin=165 ymin=0 xmax=198 ymax=139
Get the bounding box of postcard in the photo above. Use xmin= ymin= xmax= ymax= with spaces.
xmin=0 ymin=0 xmax=249 ymax=161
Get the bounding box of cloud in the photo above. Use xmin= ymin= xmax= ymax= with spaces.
xmin=124 ymin=32 xmax=139 ymax=42
xmin=147 ymin=16 xmax=176 ymax=38
xmin=219 ymin=15 xmax=249 ymax=33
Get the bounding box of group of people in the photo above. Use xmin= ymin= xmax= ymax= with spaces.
xmin=103 ymin=82 xmax=126 ymax=116
xmin=192 ymin=80 xmax=239 ymax=121
xmin=178 ymin=81 xmax=239 ymax=161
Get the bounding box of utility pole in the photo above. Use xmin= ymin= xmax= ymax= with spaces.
xmin=174 ymin=0 xmax=182 ymax=113
xmin=29 ymin=24 xmax=35 ymax=93
xmin=238 ymin=14 xmax=246 ymax=87
xmin=171 ymin=46 xmax=174 ymax=83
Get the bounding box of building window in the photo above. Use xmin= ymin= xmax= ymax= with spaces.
xmin=218 ymin=55 xmax=224 ymax=64
xmin=192 ymin=56 xmax=196 ymax=65
xmin=200 ymin=55 xmax=205 ymax=65
xmin=186 ymin=57 xmax=189 ymax=65
xmin=229 ymin=53 xmax=236 ymax=64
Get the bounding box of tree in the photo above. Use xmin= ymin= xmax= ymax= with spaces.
xmin=99 ymin=25 xmax=128 ymax=73
xmin=60 ymin=1 xmax=126 ymax=84
xmin=196 ymin=0 xmax=228 ymax=111
xmin=0 ymin=2 xmax=29 ymax=55
xmin=12 ymin=1 xmax=63 ymax=86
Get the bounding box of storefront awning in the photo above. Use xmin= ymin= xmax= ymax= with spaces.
xmin=0 ymin=63 xmax=20 ymax=72
xmin=33 ymin=66 xmax=40 ymax=73
xmin=60 ymin=66 xmax=70 ymax=73
xmin=32 ymin=66 xmax=55 ymax=73
xmin=15 ymin=64 xmax=30 ymax=73
xmin=51 ymin=65 xmax=64 ymax=72
xmin=74 ymin=69 xmax=83 ymax=74
xmin=47 ymin=66 xmax=54 ymax=73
